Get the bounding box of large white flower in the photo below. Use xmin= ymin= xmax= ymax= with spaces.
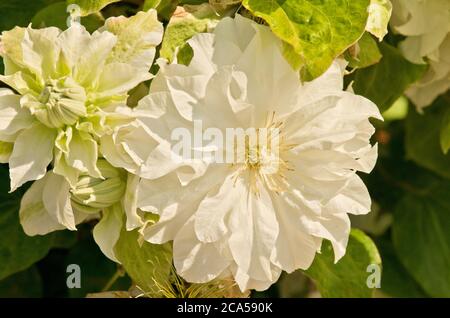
xmin=390 ymin=0 xmax=450 ymax=110
xmin=0 ymin=9 xmax=163 ymax=191
xmin=131 ymin=16 xmax=382 ymax=291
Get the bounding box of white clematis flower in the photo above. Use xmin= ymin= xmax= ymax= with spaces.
xmin=0 ymin=9 xmax=163 ymax=191
xmin=390 ymin=0 xmax=450 ymax=110
xmin=132 ymin=16 xmax=382 ymax=291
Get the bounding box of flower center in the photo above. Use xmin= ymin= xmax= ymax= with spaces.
xmin=34 ymin=77 xmax=87 ymax=128
xmin=233 ymin=112 xmax=295 ymax=195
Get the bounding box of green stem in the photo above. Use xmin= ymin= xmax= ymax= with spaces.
xmin=101 ymin=267 xmax=124 ymax=292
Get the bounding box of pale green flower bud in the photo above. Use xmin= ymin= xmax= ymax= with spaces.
xmin=70 ymin=160 xmax=126 ymax=214
xmin=32 ymin=77 xmax=87 ymax=129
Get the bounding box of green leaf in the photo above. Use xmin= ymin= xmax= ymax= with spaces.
xmin=32 ymin=2 xmax=104 ymax=33
xmin=305 ymin=229 xmax=381 ymax=298
xmin=143 ymin=0 xmax=163 ymax=9
xmin=0 ymin=266 xmax=43 ymax=297
xmin=144 ymin=0 xmax=179 ymax=21
xmin=376 ymin=238 xmax=427 ymax=298
xmin=0 ymin=0 xmax=60 ymax=31
xmin=353 ymin=42 xmax=427 ymax=112
xmin=159 ymin=4 xmax=220 ymax=62
xmin=66 ymin=236 xmax=130 ymax=297
xmin=345 ymin=33 xmax=382 ymax=69
xmin=405 ymin=97 xmax=450 ymax=179
xmin=393 ymin=180 xmax=450 ymax=297
xmin=66 ymin=0 xmax=119 ymax=16
xmin=242 ymin=0 xmax=370 ymax=81
xmin=114 ymin=228 xmax=172 ymax=297
xmin=0 ymin=203 xmax=54 ymax=280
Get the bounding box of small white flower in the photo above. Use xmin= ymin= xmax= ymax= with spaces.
xmin=0 ymin=9 xmax=163 ymax=191
xmin=390 ymin=0 xmax=450 ymax=110
xmin=133 ymin=16 xmax=382 ymax=291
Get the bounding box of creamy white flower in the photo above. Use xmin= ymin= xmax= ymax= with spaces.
xmin=132 ymin=16 xmax=382 ymax=291
xmin=0 ymin=9 xmax=163 ymax=191
xmin=390 ymin=0 xmax=450 ymax=110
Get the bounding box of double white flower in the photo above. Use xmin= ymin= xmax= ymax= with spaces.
xmin=0 ymin=9 xmax=162 ymax=191
xmin=0 ymin=10 xmax=163 ymax=261
xmin=127 ymin=16 xmax=382 ymax=291
xmin=391 ymin=0 xmax=450 ymax=110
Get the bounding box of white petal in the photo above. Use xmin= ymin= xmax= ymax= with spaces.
xmin=232 ymin=265 xmax=282 ymax=292
xmin=9 ymin=124 xmax=56 ymax=191
xmin=270 ymin=193 xmax=322 ymax=272
xmin=140 ymin=166 xmax=227 ymax=243
xmin=73 ymin=30 xmax=117 ymax=88
xmin=122 ymin=173 xmax=143 ymax=231
xmin=95 ymin=63 xmax=151 ymax=99
xmin=93 ymin=203 xmax=123 ymax=263
xmin=325 ymin=175 xmax=372 ymax=216
xmin=58 ymin=24 xmax=91 ymax=70
xmin=42 ymin=172 xmax=76 ymax=230
xmin=22 ymin=27 xmax=61 ymax=79
xmin=194 ymin=174 xmax=238 ymax=243
xmin=19 ymin=174 xmax=66 ymax=235
xmin=0 ymin=93 xmax=33 ymax=138
xmin=67 ymin=130 xmax=101 ymax=178
xmin=173 ymin=217 xmax=229 ymax=283
xmin=228 ymin=179 xmax=278 ymax=282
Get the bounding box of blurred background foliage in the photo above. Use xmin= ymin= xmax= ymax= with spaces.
xmin=0 ymin=0 xmax=449 ymax=298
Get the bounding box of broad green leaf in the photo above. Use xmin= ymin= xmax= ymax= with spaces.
xmin=405 ymin=96 xmax=450 ymax=179
xmin=114 ymin=228 xmax=172 ymax=297
xmin=393 ymin=180 xmax=450 ymax=297
xmin=0 ymin=0 xmax=60 ymax=31
xmin=0 ymin=202 xmax=54 ymax=280
xmin=345 ymin=33 xmax=382 ymax=69
xmin=159 ymin=4 xmax=221 ymax=62
xmin=376 ymin=238 xmax=427 ymax=298
xmin=440 ymin=105 xmax=450 ymax=154
xmin=67 ymin=0 xmax=119 ymax=16
xmin=32 ymin=2 xmax=104 ymax=33
xmin=382 ymin=96 xmax=408 ymax=121
xmin=353 ymin=43 xmax=427 ymax=112
xmin=0 ymin=266 xmax=43 ymax=297
xmin=66 ymin=236 xmax=130 ymax=297
xmin=366 ymin=0 xmax=392 ymax=41
xmin=242 ymin=0 xmax=370 ymax=81
xmin=305 ymin=229 xmax=381 ymax=298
